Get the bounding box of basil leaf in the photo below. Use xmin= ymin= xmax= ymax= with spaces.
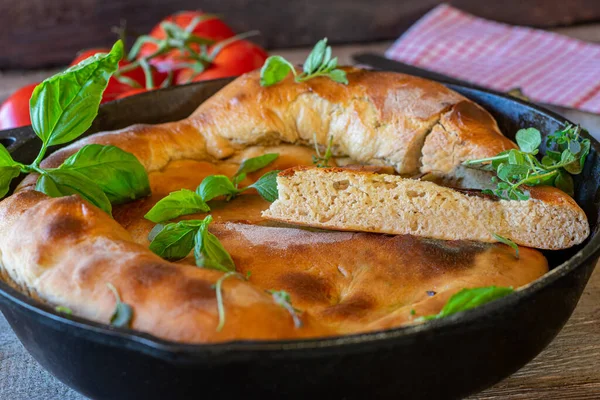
xmin=144 ymin=189 xmax=209 ymax=223
xmin=303 ymin=38 xmax=327 ymax=75
xmin=327 ymin=69 xmax=349 ymax=85
xmin=492 ymin=233 xmax=519 ymax=259
xmin=425 ymin=286 xmax=514 ymax=320
xmin=197 ymin=175 xmax=239 ymax=202
xmin=106 ymin=283 xmax=133 ymax=328
xmin=248 ymin=170 xmax=280 ymax=202
xmin=555 ymin=170 xmax=574 ymax=196
xmin=234 ymin=153 xmax=279 ymax=181
xmin=148 ymin=223 xmax=165 ymax=242
xmin=260 ymin=56 xmax=295 ymax=87
xmin=36 ymin=169 xmax=112 ymax=214
xmin=61 ymin=144 xmax=150 ymax=204
xmin=0 ymin=144 xmax=17 ymax=167
xmin=30 ymin=41 xmax=123 ymax=148
xmin=0 ymin=166 xmax=20 ymax=199
xmin=148 ymin=220 xmax=201 ymax=260
xmin=194 ymin=216 xmax=235 ymax=272
xmin=515 ymin=128 xmax=541 ymax=153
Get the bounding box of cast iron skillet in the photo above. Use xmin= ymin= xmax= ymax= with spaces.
xmin=0 ymin=78 xmax=599 ymax=400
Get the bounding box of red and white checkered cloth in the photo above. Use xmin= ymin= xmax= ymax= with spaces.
xmin=386 ymin=4 xmax=600 ymax=113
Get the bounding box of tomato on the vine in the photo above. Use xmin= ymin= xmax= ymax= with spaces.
xmin=175 ymin=40 xmax=268 ymax=84
xmin=0 ymin=83 xmax=38 ymax=130
xmin=71 ymin=48 xmax=167 ymax=102
xmin=138 ymin=11 xmax=236 ymax=72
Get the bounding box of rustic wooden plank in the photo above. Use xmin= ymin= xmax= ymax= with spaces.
xmin=472 ymin=265 xmax=600 ymax=399
xmin=1 ymin=0 xmax=600 ymax=69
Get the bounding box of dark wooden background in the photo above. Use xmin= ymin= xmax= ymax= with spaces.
xmin=1 ymin=0 xmax=600 ymax=69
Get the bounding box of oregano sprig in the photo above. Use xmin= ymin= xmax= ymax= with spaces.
xmin=463 ymin=124 xmax=590 ymax=200
xmin=145 ymin=153 xmax=280 ymax=223
xmin=260 ymin=38 xmax=348 ymax=87
xmin=0 ymin=41 xmax=150 ymax=215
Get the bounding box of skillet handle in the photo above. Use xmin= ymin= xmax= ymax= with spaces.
xmin=0 ymin=126 xmax=37 ymax=153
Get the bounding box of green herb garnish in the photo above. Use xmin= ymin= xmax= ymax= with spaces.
xmin=312 ymin=133 xmax=334 ymax=168
xmin=0 ymin=41 xmax=150 ymax=214
xmin=148 ymin=216 xmax=239 ymax=332
xmin=55 ymin=306 xmax=73 ymax=315
xmin=268 ymin=290 xmax=303 ymax=328
xmin=212 ymin=271 xmax=248 ymax=332
xmin=421 ymin=286 xmax=514 ymax=321
xmin=260 ymin=38 xmax=348 ymax=87
xmin=492 ymin=233 xmax=519 ymax=259
xmin=145 ymin=189 xmax=209 ymax=223
xmin=106 ymin=282 xmax=133 ymax=328
xmin=145 ymin=154 xmax=280 ymax=223
xmin=194 ymin=215 xmax=236 ymax=272
xmin=148 ymin=215 xmax=235 ymax=271
xmin=463 ymin=124 xmax=590 ymax=200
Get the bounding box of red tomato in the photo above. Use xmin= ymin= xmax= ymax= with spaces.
xmin=138 ymin=11 xmax=235 ymax=72
xmin=71 ymin=48 xmax=167 ymax=102
xmin=175 ymin=40 xmax=268 ymax=84
xmin=114 ymin=88 xmax=154 ymax=100
xmin=0 ymin=83 xmax=38 ymax=130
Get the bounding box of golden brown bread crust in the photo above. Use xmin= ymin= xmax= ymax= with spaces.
xmin=0 ymin=189 xmax=547 ymax=342
xmin=0 ymin=68 xmax=559 ymax=343
xmin=18 ymin=68 xmax=514 ymax=190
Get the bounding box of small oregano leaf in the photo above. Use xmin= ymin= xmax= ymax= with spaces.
xmin=260 ymin=56 xmax=296 ymax=87
xmin=515 ymin=128 xmax=542 ymax=153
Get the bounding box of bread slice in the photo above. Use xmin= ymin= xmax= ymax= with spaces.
xmin=263 ymin=167 xmax=590 ymax=250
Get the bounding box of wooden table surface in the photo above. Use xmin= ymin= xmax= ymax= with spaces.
xmin=1 ymin=27 xmax=599 ymax=400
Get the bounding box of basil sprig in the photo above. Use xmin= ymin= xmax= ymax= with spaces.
xmin=145 ymin=153 xmax=280 ymax=223
xmin=420 ymin=286 xmax=514 ymax=321
xmin=0 ymin=41 xmax=150 ymax=214
xmin=149 ymin=215 xmax=235 ymax=271
xmin=260 ymin=38 xmax=348 ymax=87
xmin=148 ymin=215 xmax=240 ymax=332
xmin=463 ymin=124 xmax=590 ymax=200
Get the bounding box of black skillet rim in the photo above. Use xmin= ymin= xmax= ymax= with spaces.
xmin=0 ymin=80 xmax=599 ymax=357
